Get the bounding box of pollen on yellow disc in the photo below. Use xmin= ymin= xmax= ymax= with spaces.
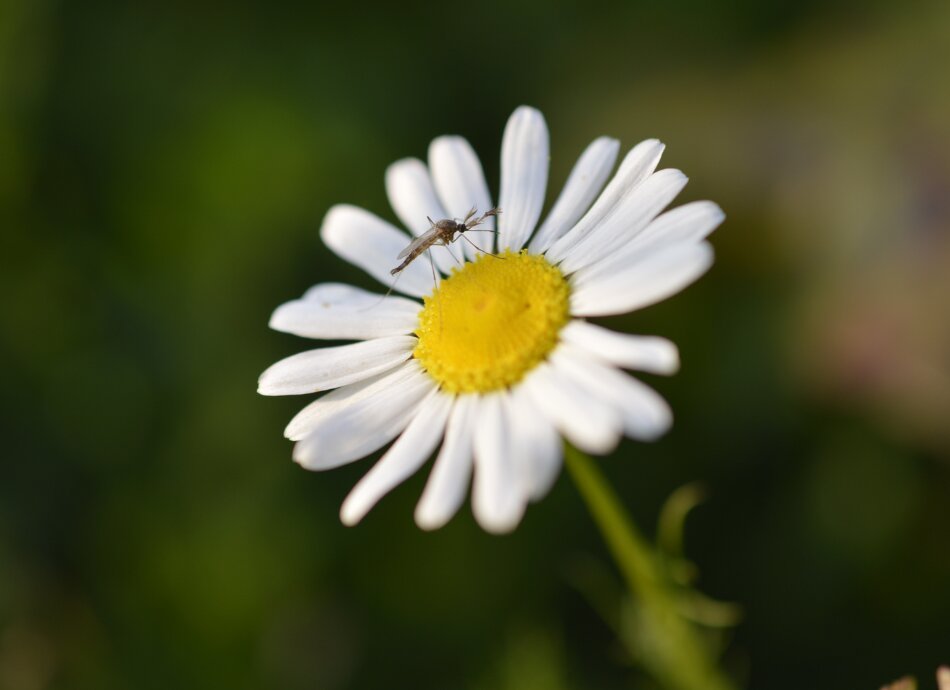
xmin=413 ymin=250 xmax=571 ymax=393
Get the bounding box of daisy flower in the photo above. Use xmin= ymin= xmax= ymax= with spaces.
xmin=259 ymin=106 xmax=723 ymax=534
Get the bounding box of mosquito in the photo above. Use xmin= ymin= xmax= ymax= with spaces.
xmin=363 ymin=207 xmax=503 ymax=317
xmin=390 ymin=206 xmax=502 ymax=276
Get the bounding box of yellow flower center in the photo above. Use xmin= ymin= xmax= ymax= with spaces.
xmin=413 ymin=250 xmax=571 ymax=393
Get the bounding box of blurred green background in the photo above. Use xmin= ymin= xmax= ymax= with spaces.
xmin=2 ymin=0 xmax=950 ymax=688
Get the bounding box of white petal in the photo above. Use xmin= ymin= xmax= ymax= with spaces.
xmin=552 ymin=346 xmax=673 ymax=441
xmin=545 ymin=139 xmax=665 ymax=263
xmin=428 ymin=135 xmax=494 ymax=261
xmin=384 ymin=158 xmax=460 ymax=275
xmin=558 ymin=169 xmax=688 ymax=275
xmin=528 ymin=136 xmax=620 ymax=254
xmin=507 ymin=385 xmax=562 ymax=503
xmin=583 ymin=201 xmax=724 ymax=280
xmin=560 ymin=320 xmax=679 ymax=375
xmin=415 ymin=394 xmax=477 ymax=530
xmin=292 ymin=360 xmax=435 ymax=470
xmin=498 ymin=106 xmax=549 ymax=251
xmin=320 ymin=204 xmax=436 ymax=298
xmin=472 ymin=393 xmax=527 ymax=534
xmin=270 ymin=283 xmax=420 ymax=340
xmin=632 ymin=200 xmax=725 ymax=250
xmin=520 ymin=360 xmax=623 ymax=455
xmin=284 ymin=362 xmax=421 ymax=441
xmin=340 ymin=391 xmax=453 ymax=526
xmin=258 ymin=336 xmax=416 ymax=396
xmin=570 ymin=241 xmax=715 ymax=317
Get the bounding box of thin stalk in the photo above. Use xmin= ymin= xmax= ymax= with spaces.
xmin=564 ymin=445 xmax=737 ymax=690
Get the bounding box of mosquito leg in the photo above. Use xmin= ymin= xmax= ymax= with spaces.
xmin=462 ymin=229 xmax=498 ymax=256
xmin=426 ymin=248 xmax=439 ymax=287
xmin=461 ymin=234 xmax=506 ymax=259
xmin=426 ymin=249 xmax=444 ymax=337
xmin=358 ymin=272 xmax=403 ymax=312
xmin=443 ymin=244 xmax=463 ymax=266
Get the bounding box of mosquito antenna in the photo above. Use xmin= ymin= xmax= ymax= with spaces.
xmin=466 ymin=207 xmax=501 ymax=230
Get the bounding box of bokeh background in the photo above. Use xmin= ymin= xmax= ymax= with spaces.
xmin=2 ymin=0 xmax=950 ymax=688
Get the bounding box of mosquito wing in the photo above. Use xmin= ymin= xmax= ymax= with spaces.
xmin=397 ymin=227 xmax=439 ymax=260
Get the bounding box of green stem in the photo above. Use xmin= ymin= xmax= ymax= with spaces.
xmin=564 ymin=445 xmax=737 ymax=690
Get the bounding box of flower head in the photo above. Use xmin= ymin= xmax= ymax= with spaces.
xmin=259 ymin=106 xmax=723 ymax=533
